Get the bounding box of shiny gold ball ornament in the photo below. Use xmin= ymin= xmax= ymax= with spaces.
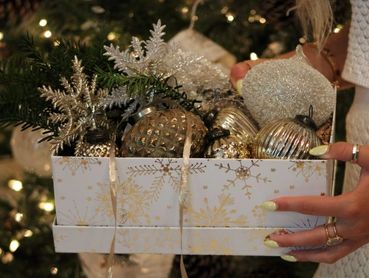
xmin=205 ymin=129 xmax=251 ymax=159
xmin=253 ymin=111 xmax=322 ymax=159
xmin=75 ymin=128 xmax=117 ymax=157
xmin=241 ymin=45 xmax=335 ymax=128
xmin=121 ymin=108 xmax=208 ymax=158
xmin=212 ymin=106 xmax=258 ymax=145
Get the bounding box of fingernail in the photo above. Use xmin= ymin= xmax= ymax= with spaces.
xmin=236 ymin=80 xmax=243 ymax=93
xmin=280 ymin=255 xmax=297 ymax=262
xmin=309 ymin=145 xmax=329 ymax=157
xmin=264 ymin=239 xmax=279 ymax=248
xmin=260 ymin=201 xmax=278 ymax=211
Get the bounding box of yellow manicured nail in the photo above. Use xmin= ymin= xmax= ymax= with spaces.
xmin=280 ymin=255 xmax=297 ymax=262
xmin=309 ymin=145 xmax=329 ymax=157
xmin=264 ymin=239 xmax=279 ymax=248
xmin=236 ymin=80 xmax=243 ymax=93
xmin=261 ymin=201 xmax=278 ymax=211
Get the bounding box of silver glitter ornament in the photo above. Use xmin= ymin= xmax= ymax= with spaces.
xmin=253 ymin=113 xmax=321 ymax=159
xmin=241 ymin=45 xmax=335 ymax=128
xmin=121 ymin=108 xmax=207 ymax=158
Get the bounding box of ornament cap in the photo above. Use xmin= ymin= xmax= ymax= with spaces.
xmin=130 ymin=106 xmax=157 ymax=123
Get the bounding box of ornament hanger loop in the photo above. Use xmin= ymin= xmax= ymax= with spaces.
xmin=189 ymin=0 xmax=205 ymax=29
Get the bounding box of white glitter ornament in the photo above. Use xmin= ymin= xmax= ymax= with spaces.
xmin=241 ymin=45 xmax=335 ymax=127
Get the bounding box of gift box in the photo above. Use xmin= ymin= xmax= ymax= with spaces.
xmin=52 ymin=155 xmax=335 ymax=255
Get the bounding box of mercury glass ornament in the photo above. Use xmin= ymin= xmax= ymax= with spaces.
xmin=75 ymin=128 xmax=117 ymax=157
xmin=241 ymin=45 xmax=335 ymax=127
xmin=253 ymin=113 xmax=321 ymax=159
xmin=205 ymin=129 xmax=251 ymax=159
xmin=212 ymin=106 xmax=258 ymax=146
xmin=121 ymin=108 xmax=207 ymax=158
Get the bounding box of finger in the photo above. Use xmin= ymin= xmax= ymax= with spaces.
xmin=272 ymin=195 xmax=349 ymax=217
xmin=315 ymin=142 xmax=369 ymax=169
xmin=287 ymin=239 xmax=366 ymax=264
xmin=268 ymin=221 xmax=350 ymax=248
xmin=230 ymin=61 xmax=250 ymax=86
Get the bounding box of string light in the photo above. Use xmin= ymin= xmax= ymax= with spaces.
xmin=1 ymin=253 xmax=13 ymax=264
xmin=9 ymin=240 xmax=20 ymax=252
xmin=221 ymin=6 xmax=229 ymax=14
xmin=0 ymin=32 xmax=3 ymax=41
xmin=333 ymin=24 xmax=343 ymax=33
xmin=225 ymin=12 xmax=235 ymax=22
xmin=43 ymin=30 xmax=52 ymax=38
xmin=39 ymin=201 xmax=54 ymax=212
xmin=39 ymin=19 xmax=47 ymax=27
xmin=0 ymin=248 xmax=2 ymax=255
xmin=24 ymin=230 xmax=33 ymax=238
xmin=8 ymin=179 xmax=23 ymax=191
xmin=50 ymin=267 xmax=58 ymax=275
xmin=299 ymin=37 xmax=307 ymax=44
xmin=53 ymin=40 xmax=61 ymax=47
xmin=259 ymin=17 xmax=266 ymax=24
xmin=14 ymin=213 xmax=23 ymax=222
xmin=250 ymin=52 xmax=258 ymax=60
xmin=181 ymin=6 xmax=189 ymax=14
xmin=107 ymin=32 xmax=117 ymax=41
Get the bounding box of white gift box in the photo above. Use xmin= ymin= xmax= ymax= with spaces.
xmin=52 ymin=156 xmax=334 ymax=255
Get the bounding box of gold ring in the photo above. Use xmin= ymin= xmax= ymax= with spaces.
xmin=324 ymin=222 xmax=343 ymax=247
xmin=352 ymin=144 xmax=360 ymax=164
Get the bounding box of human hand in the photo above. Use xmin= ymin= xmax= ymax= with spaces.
xmin=261 ymin=142 xmax=369 ymax=263
xmin=230 ymin=59 xmax=265 ymax=91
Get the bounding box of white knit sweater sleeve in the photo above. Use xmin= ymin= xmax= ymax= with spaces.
xmin=341 ymin=0 xmax=369 ymax=89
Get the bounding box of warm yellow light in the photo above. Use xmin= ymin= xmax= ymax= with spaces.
xmin=250 ymin=52 xmax=258 ymax=60
xmin=15 ymin=213 xmax=23 ymax=222
xmin=39 ymin=19 xmax=48 ymax=27
xmin=43 ymin=30 xmax=52 ymax=38
xmin=24 ymin=230 xmax=33 ymax=238
xmin=0 ymin=32 xmax=3 ymax=40
xmin=181 ymin=6 xmax=189 ymax=14
xmin=1 ymin=253 xmax=13 ymax=264
xmin=0 ymin=248 xmax=3 ymax=255
xmin=39 ymin=201 xmax=54 ymax=212
xmin=333 ymin=24 xmax=343 ymax=33
xmin=107 ymin=32 xmax=117 ymax=41
xmin=259 ymin=17 xmax=266 ymax=24
xmin=299 ymin=37 xmax=307 ymax=44
xmin=8 ymin=179 xmax=23 ymax=191
xmin=250 ymin=9 xmax=257 ymax=15
xmin=50 ymin=267 xmax=58 ymax=275
xmin=226 ymin=12 xmax=235 ymax=22
xmin=53 ymin=40 xmax=60 ymax=47
xmin=221 ymin=6 xmax=229 ymax=14
xmin=248 ymin=16 xmax=255 ymax=23
xmin=9 ymin=240 xmax=20 ymax=252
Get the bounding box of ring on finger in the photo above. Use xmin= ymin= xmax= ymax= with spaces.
xmin=351 ymin=144 xmax=360 ymax=164
xmin=324 ymin=222 xmax=344 ymax=247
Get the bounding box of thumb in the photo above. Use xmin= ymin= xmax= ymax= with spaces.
xmin=310 ymin=142 xmax=369 ymax=169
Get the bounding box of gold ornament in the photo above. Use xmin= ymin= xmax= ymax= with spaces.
xmin=316 ymin=114 xmax=333 ymax=145
xmin=212 ymin=106 xmax=258 ymax=146
xmin=241 ymin=45 xmax=335 ymax=128
xmin=121 ymin=108 xmax=207 ymax=158
xmin=205 ymin=133 xmax=251 ymax=158
xmin=74 ymin=129 xmax=117 ymax=157
xmin=253 ymin=114 xmax=321 ymax=159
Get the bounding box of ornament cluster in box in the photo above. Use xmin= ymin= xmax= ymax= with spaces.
xmin=51 ymin=21 xmax=337 ymax=256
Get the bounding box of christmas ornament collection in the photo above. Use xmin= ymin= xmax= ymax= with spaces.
xmin=37 ymin=21 xmax=333 ymax=160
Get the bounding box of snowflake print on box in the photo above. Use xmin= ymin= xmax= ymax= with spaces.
xmin=216 ymin=160 xmax=271 ymax=199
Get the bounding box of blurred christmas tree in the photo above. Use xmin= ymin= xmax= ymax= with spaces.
xmin=0 ymin=0 xmax=352 ymax=277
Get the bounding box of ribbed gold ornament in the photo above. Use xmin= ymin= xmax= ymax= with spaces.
xmin=212 ymin=106 xmax=258 ymax=146
xmin=121 ymin=108 xmax=208 ymax=158
xmin=253 ymin=118 xmax=321 ymax=159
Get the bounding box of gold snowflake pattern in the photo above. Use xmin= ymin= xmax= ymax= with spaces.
xmin=188 ymin=232 xmax=233 ymax=255
xmin=216 ymin=160 xmax=271 ymax=199
xmin=95 ymin=177 xmax=151 ymax=225
xmin=252 ymin=205 xmax=267 ymax=227
xmin=57 ymin=156 xmax=101 ymax=175
xmin=289 ymin=161 xmax=325 ymax=182
xmin=58 ymin=201 xmax=96 ymax=226
xmin=127 ymin=158 xmax=206 ymax=203
xmin=185 ymin=194 xmax=247 ymax=227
